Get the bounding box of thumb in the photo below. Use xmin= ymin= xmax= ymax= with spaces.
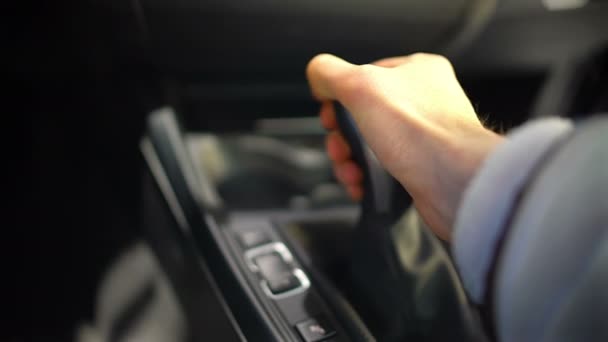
xmin=306 ymin=54 xmax=357 ymax=101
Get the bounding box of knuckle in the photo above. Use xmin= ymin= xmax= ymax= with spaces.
xmin=406 ymin=53 xmax=454 ymax=74
xmin=431 ymin=54 xmax=453 ymax=69
xmin=307 ymin=53 xmax=332 ymax=76
xmin=339 ymin=64 xmax=377 ymax=97
xmin=411 ymin=52 xmax=451 ymax=65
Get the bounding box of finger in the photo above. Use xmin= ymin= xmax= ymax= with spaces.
xmin=334 ymin=160 xmax=363 ymax=185
xmin=347 ymin=184 xmax=363 ymax=201
xmin=306 ymin=53 xmax=357 ymax=101
xmin=372 ymin=56 xmax=412 ymax=68
xmin=319 ymin=101 xmax=337 ymax=130
xmin=326 ymin=131 xmax=351 ymax=162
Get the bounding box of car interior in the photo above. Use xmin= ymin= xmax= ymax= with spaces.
xmin=14 ymin=0 xmax=608 ymax=341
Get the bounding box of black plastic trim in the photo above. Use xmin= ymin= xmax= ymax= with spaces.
xmin=142 ymin=108 xmax=284 ymax=340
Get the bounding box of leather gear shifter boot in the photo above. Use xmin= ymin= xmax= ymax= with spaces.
xmin=335 ymin=104 xmax=485 ymax=341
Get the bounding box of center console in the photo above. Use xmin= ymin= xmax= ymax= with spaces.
xmin=141 ymin=107 xmax=483 ymax=341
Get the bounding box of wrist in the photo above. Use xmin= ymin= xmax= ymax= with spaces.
xmin=438 ymin=126 xmax=505 ymax=238
xmin=395 ymin=122 xmax=504 ymax=240
xmin=449 ymin=127 xmax=505 ymax=203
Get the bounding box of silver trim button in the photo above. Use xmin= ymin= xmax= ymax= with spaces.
xmin=244 ymin=242 xmax=310 ymax=299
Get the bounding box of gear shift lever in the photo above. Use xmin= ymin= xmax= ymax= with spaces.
xmin=334 ymin=103 xmax=414 ymax=338
xmin=334 ymin=103 xmax=484 ymax=341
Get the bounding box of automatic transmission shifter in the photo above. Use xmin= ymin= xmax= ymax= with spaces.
xmin=335 ymin=103 xmax=484 ymax=341
xmin=335 ymin=103 xmax=414 ymax=339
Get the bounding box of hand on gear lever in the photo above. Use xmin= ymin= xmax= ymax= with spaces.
xmin=334 ymin=103 xmax=416 ymax=340
xmin=334 ymin=104 xmax=412 ymax=227
xmin=307 ymin=53 xmax=503 ymax=240
xmin=307 ymin=53 xmax=500 ymax=341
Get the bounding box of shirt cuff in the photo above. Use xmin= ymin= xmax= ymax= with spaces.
xmin=453 ymin=118 xmax=574 ymax=303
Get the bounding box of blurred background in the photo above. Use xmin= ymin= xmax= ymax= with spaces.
xmin=9 ymin=0 xmax=608 ymax=340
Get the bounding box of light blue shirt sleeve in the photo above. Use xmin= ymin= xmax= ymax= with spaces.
xmin=452 ymin=116 xmax=608 ymax=341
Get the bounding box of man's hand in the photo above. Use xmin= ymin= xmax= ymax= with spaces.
xmin=306 ymin=53 xmax=504 ymax=240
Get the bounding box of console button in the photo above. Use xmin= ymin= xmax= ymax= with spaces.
xmin=239 ymin=230 xmax=272 ymax=249
xmin=295 ymin=317 xmax=336 ymax=342
xmin=254 ymin=252 xmax=300 ymax=294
